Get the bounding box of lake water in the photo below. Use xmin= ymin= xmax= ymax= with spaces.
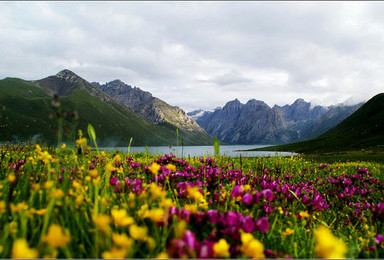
xmin=101 ymin=145 xmax=298 ymax=158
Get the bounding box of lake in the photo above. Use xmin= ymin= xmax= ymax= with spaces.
xmin=100 ymin=145 xmax=298 ymax=158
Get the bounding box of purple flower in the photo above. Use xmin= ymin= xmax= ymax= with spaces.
xmin=374 ymin=234 xmax=384 ymax=244
xmin=255 ymin=217 xmax=270 ymax=233
xmin=261 ymin=189 xmax=273 ymax=201
xmin=242 ymin=215 xmax=255 ymax=232
xmin=183 ymin=230 xmax=196 ymax=250
xmin=110 ymin=177 xmax=119 ymax=186
xmin=242 ymin=193 xmax=253 ymax=205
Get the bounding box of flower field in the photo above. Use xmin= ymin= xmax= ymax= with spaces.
xmin=0 ymin=142 xmax=384 ymax=258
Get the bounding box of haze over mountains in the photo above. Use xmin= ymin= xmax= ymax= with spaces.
xmin=188 ymin=98 xmax=362 ymax=145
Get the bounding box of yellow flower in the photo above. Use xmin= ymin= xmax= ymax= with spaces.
xmin=146 ymin=208 xmax=165 ymax=223
xmin=240 ymin=231 xmax=265 ymax=259
xmin=111 ymin=208 xmax=135 ymax=227
xmin=102 ymin=247 xmax=127 ymax=259
xmin=44 ymin=180 xmax=54 ymax=189
xmin=112 ymin=233 xmax=133 ymax=248
xmin=315 ymin=226 xmax=347 ymax=259
xmin=11 ymin=238 xmax=38 ymax=259
xmin=165 ymin=163 xmax=176 ymax=172
xmin=148 ymin=183 xmax=165 ymax=200
xmin=184 ymin=204 xmax=198 ymax=214
xmin=156 ymin=252 xmax=169 ymax=259
xmin=186 ymin=186 xmax=204 ymax=202
xmin=10 ymin=202 xmax=28 ymax=213
xmin=61 ymin=143 xmax=66 ymax=149
xmin=299 ymin=211 xmax=310 ymax=218
xmin=29 ymin=208 xmax=47 ymax=216
xmin=35 ymin=144 xmax=42 ymax=154
xmin=8 ymin=174 xmax=16 ymax=183
xmin=89 ymin=169 xmax=99 ymax=179
xmin=129 ymin=224 xmax=148 ymax=241
xmin=105 ymin=162 xmax=116 ymax=173
xmin=113 ymin=154 xmax=122 ymax=162
xmin=51 ymin=189 xmax=64 ymax=199
xmin=38 ymin=151 xmax=52 ymax=164
xmin=148 ymin=162 xmax=161 ymax=175
xmin=43 ymin=224 xmax=70 ymax=248
xmin=213 ymin=239 xmax=230 ymax=258
xmin=76 ymin=137 xmax=87 ymax=148
xmin=0 ymin=201 xmax=6 ymax=213
xmin=94 ymin=215 xmax=111 ymax=234
xmin=282 ymin=228 xmax=295 ymax=236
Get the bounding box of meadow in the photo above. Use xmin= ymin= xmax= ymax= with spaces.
xmin=0 ymin=136 xmax=383 ymax=258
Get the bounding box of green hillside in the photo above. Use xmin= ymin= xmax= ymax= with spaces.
xmin=0 ymin=77 xmax=208 ymax=147
xmin=251 ymin=93 xmax=384 ymax=153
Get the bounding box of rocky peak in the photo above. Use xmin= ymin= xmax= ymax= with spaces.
xmin=55 ymin=69 xmax=81 ymax=84
xmin=223 ymin=98 xmax=243 ymax=111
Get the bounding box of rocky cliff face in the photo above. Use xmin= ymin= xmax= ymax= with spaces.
xmin=93 ymin=80 xmax=213 ymax=142
xmin=195 ymin=98 xmax=362 ymax=145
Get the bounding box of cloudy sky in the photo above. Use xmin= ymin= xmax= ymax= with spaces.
xmin=1 ymin=1 xmax=384 ymax=112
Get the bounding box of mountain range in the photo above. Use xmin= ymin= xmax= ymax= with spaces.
xmin=188 ymin=98 xmax=362 ymax=145
xmin=0 ymin=70 xmax=212 ymax=146
xmin=252 ymin=93 xmax=384 ymax=153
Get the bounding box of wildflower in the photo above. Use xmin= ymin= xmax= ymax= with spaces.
xmin=111 ymin=208 xmax=135 ymax=227
xmin=187 ymin=186 xmax=204 ymax=202
xmin=8 ymin=174 xmax=16 ymax=183
xmin=0 ymin=201 xmax=6 ymax=213
xmin=146 ymin=208 xmax=165 ymax=223
xmin=184 ymin=204 xmax=198 ymax=214
xmin=43 ymin=224 xmax=70 ymax=248
xmin=315 ymin=226 xmax=347 ymax=259
xmin=11 ymin=238 xmax=38 ymax=258
xmin=374 ymin=234 xmax=384 ymax=244
xmin=93 ymin=215 xmax=111 ymax=234
xmin=35 ymin=144 xmax=42 ymax=153
xmin=89 ymin=169 xmax=99 ymax=179
xmin=51 ymin=189 xmax=65 ymax=199
xmin=282 ymin=228 xmax=295 ymax=236
xmin=112 ymin=233 xmax=133 ymax=248
xmin=129 ymin=224 xmax=148 ymax=241
xmin=255 ymin=217 xmax=270 ymax=233
xmin=156 ymin=252 xmax=169 ymax=259
xmin=29 ymin=208 xmax=47 ymax=216
xmin=148 ymin=183 xmax=165 ymax=200
xmin=240 ymin=231 xmax=265 ymax=259
xmin=102 ymin=247 xmax=127 ymax=259
xmin=213 ymin=239 xmax=230 ymax=258
xmin=61 ymin=143 xmax=66 ymax=149
xmin=10 ymin=202 xmax=28 ymax=213
xmin=76 ymin=137 xmax=87 ymax=148
xmin=148 ymin=163 xmax=161 ymax=175
xmin=299 ymin=211 xmax=310 ymax=218
xmin=166 ymin=164 xmax=176 ymax=172
xmin=38 ymin=151 xmax=52 ymax=164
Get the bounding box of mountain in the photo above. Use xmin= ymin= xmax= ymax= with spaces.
xmin=252 ymin=93 xmax=384 ymax=153
xmin=0 ymin=70 xmax=212 ymax=146
xmin=92 ymin=80 xmax=212 ymax=145
xmin=194 ymin=98 xmax=361 ymax=145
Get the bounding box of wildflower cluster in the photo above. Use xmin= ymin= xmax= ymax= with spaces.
xmin=0 ymin=144 xmax=383 ymax=258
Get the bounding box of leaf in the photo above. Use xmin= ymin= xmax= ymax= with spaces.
xmin=87 ymin=124 xmax=96 ymax=142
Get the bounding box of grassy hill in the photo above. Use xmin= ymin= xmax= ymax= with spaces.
xmin=250 ymin=93 xmax=384 ymax=154
xmin=0 ymin=75 xmax=210 ymax=147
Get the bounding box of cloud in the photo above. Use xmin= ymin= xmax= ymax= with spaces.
xmin=0 ymin=2 xmax=383 ymax=111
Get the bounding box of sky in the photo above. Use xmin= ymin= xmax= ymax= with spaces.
xmin=1 ymin=1 xmax=384 ymax=112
